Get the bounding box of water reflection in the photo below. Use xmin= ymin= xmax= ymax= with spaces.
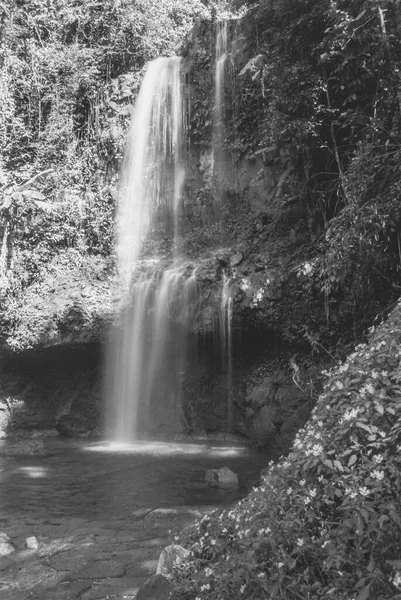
xmin=84 ymin=440 xmax=246 ymax=458
xmin=18 ymin=466 xmax=48 ymax=479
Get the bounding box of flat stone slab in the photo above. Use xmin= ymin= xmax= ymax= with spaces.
xmin=80 ymin=575 xmax=144 ymax=600
xmin=0 ymin=562 xmax=63 ymax=598
xmin=39 ymin=579 xmax=94 ymax=600
xmin=64 ymin=558 xmax=128 ymax=580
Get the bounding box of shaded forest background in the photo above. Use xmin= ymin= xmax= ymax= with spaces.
xmin=1 ymin=0 xmax=401 ymax=357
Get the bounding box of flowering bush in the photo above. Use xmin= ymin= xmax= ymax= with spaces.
xmin=172 ymin=299 xmax=401 ymax=599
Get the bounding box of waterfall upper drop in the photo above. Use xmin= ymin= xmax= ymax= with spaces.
xmin=108 ymin=56 xmax=192 ymax=443
xmin=117 ymin=56 xmax=185 ymax=284
xmin=214 ymin=20 xmax=228 ymax=147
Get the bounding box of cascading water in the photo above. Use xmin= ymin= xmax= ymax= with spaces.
xmin=214 ymin=21 xmax=228 ymax=148
xmin=212 ymin=21 xmax=229 ymax=221
xmin=107 ymin=24 xmax=239 ymax=443
xmin=221 ymin=273 xmax=233 ymax=430
xmin=117 ymin=56 xmax=184 ymax=283
xmin=107 ymin=56 xmax=196 ymax=443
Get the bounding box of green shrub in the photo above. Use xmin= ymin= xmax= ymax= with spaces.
xmin=172 ymin=299 xmax=401 ymax=599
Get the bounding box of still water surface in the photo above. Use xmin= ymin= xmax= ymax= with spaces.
xmin=0 ymin=438 xmax=269 ymax=521
xmin=0 ymin=438 xmax=271 ymax=599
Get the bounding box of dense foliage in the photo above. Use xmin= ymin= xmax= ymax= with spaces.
xmin=171 ymin=299 xmax=401 ymax=599
xmin=211 ymin=0 xmax=401 ymax=351
xmin=0 ymin=0 xmax=231 ymax=342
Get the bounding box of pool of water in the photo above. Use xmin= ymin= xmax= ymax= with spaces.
xmin=0 ymin=437 xmax=271 ymax=600
xmin=0 ymin=438 xmax=268 ymax=520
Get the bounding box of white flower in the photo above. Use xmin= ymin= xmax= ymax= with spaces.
xmin=373 ymin=454 xmax=383 ymax=463
xmin=240 ymin=584 xmax=246 ymax=594
xmin=359 ymin=486 xmax=370 ymax=496
xmin=277 ymin=562 xmax=284 ymax=568
xmin=300 ymin=479 xmax=306 ymax=486
xmin=318 ymin=421 xmax=323 ymax=427
xmin=258 ymin=572 xmax=266 ymax=579
xmin=297 ymin=538 xmax=304 ymax=547
xmin=304 ymin=497 xmax=311 ymax=505
xmin=312 ymin=444 xmax=323 ymax=456
xmin=200 ymin=583 xmax=210 ymax=591
xmin=392 ymin=571 xmax=401 ymax=589
xmin=372 ymin=469 xmax=384 ymax=480
xmin=205 ymin=567 xmax=213 ymax=577
xmin=342 ymin=408 xmax=359 ymax=422
xmin=309 ymin=488 xmax=317 ymax=497
xmin=287 ymin=487 xmax=293 ymax=495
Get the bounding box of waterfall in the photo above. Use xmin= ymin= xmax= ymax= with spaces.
xmin=214 ymin=21 xmax=228 ymax=148
xmin=110 ymin=264 xmax=198 ymax=442
xmin=117 ymin=57 xmax=184 ymax=285
xmin=107 ymin=28 xmax=239 ymax=443
xmin=107 ymin=56 xmax=194 ymax=443
xmin=221 ymin=273 xmax=233 ymax=430
xmin=213 ymin=20 xmax=237 ymax=217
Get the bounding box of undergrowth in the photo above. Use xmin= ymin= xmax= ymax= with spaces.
xmin=171 ymin=299 xmax=401 ymax=600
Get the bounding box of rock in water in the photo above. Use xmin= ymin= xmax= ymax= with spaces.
xmin=205 ymin=466 xmax=239 ymax=489
xmin=0 ymin=532 xmax=15 ymax=557
xmin=134 ymin=574 xmax=174 ymax=600
xmin=26 ymin=536 xmax=39 ymax=549
xmin=230 ymin=252 xmax=243 ymax=266
xmin=156 ymin=544 xmax=190 ymax=576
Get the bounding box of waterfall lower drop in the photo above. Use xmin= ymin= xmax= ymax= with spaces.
xmin=107 ymin=56 xmax=195 ymax=444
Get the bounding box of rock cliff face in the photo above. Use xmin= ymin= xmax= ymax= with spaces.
xmin=0 ymin=16 xmax=325 ymax=451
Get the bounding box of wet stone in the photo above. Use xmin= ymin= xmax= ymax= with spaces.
xmin=205 ymin=466 xmax=239 ymax=489
xmin=39 ymin=579 xmax=93 ymax=600
xmin=48 ymin=550 xmax=90 ymax=572
xmin=80 ymin=576 xmax=143 ymax=600
xmin=39 ymin=536 xmax=95 ymax=558
xmin=0 ymin=536 xmax=15 ymax=557
xmin=66 ymin=559 xmax=128 ymax=580
xmin=134 ymin=574 xmax=174 ymax=600
xmin=26 ymin=536 xmax=39 ymax=549
xmin=230 ymin=252 xmax=244 ymax=266
xmin=0 ymin=562 xmax=63 ymax=596
xmin=132 ymin=508 xmax=154 ymax=522
xmin=156 ymin=544 xmax=189 ymax=576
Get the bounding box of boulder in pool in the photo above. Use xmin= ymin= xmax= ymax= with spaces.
xmin=156 ymin=543 xmax=190 ymax=576
xmin=0 ymin=532 xmax=15 ymax=557
xmin=205 ymin=466 xmax=239 ymax=489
